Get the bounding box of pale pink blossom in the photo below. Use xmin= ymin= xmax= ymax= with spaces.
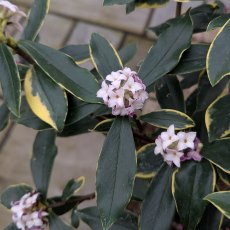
xmin=96 ymin=67 xmax=148 ymax=116
xmin=161 ymin=125 xmax=179 ymax=149
xmin=154 ymin=137 xmax=164 ymax=155
xmin=11 ymin=192 xmax=48 ymax=230
xmin=164 ymin=149 xmax=184 ymax=168
xmin=177 ymin=131 xmax=196 ymax=151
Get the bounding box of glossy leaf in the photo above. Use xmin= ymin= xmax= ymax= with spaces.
xmin=4 ymin=223 xmax=19 ymax=230
xmin=90 ymin=33 xmax=123 ymax=79
xmin=201 ymin=138 xmax=230 ymax=173
xmin=62 ymin=177 xmax=85 ymax=200
xmin=0 ymin=43 xmax=21 ymax=116
xmin=103 ymin=0 xmax=134 ymax=6
xmin=138 ymin=12 xmax=192 ymax=87
xmin=96 ymin=117 xmax=136 ymax=229
xmin=0 ymin=103 xmax=10 ymax=131
xmin=207 ymin=14 xmax=230 ymax=31
xmin=134 ymin=0 xmax=170 ymax=8
xmin=12 ymin=96 xmax=51 ymax=130
xmin=118 ymin=43 xmax=137 ymax=65
xmin=207 ymin=19 xmax=230 ymax=86
xmin=1 ymin=184 xmax=32 ymax=209
xmin=65 ymin=94 xmax=101 ymax=125
xmin=60 ymin=44 xmax=90 ymax=64
xmin=136 ymin=143 xmax=163 ymax=179
xmin=31 ymin=130 xmax=57 ymax=197
xmin=155 ymin=75 xmax=185 ymax=112
xmin=92 ymin=119 xmax=114 ymax=133
xmin=140 ymin=164 xmax=175 ymax=230
xmin=18 ymin=41 xmax=100 ymax=103
xmin=77 ymin=206 xmax=138 ymax=230
xmin=204 ymin=191 xmax=230 ymax=219
xmin=71 ymin=208 xmax=80 ymax=228
xmin=170 ymin=44 xmax=209 ymax=75
xmin=140 ymin=109 xmax=195 ymax=130
xmin=172 ymin=161 xmax=215 ymax=229
xmin=196 ymin=75 xmax=228 ymax=112
xmin=205 ymin=94 xmax=230 ymax=141
xmin=49 ymin=212 xmax=73 ymax=230
xmin=197 ymin=204 xmax=223 ymax=230
xmin=21 ymin=0 xmax=50 ymax=41
xmin=58 ymin=116 xmax=98 ymax=137
xmin=180 ymin=72 xmax=200 ymax=89
xmin=24 ymin=67 xmax=68 ymax=131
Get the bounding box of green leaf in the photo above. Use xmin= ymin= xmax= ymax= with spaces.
xmin=138 ymin=12 xmax=192 ymax=87
xmin=172 ymin=161 xmax=215 ymax=229
xmin=49 ymin=212 xmax=73 ymax=230
xmin=0 ymin=44 xmax=21 ymax=116
xmin=96 ymin=117 xmax=136 ymax=229
xmin=4 ymin=223 xmax=19 ymax=230
xmin=92 ymin=119 xmax=114 ymax=133
xmin=207 ymin=19 xmax=230 ymax=86
xmin=197 ymin=204 xmax=223 ymax=230
xmin=0 ymin=103 xmax=10 ymax=131
xmin=90 ymin=33 xmax=123 ymax=79
xmin=58 ymin=116 xmax=98 ymax=137
xmin=12 ymin=97 xmax=51 ymax=130
xmin=1 ymin=184 xmax=32 ymax=209
xmin=207 ymin=14 xmax=230 ymax=31
xmin=31 ymin=130 xmax=57 ymax=197
xmin=77 ymin=206 xmax=138 ymax=230
xmin=118 ymin=43 xmax=137 ymax=65
xmin=196 ymin=75 xmax=228 ymax=112
xmin=155 ymin=75 xmax=185 ymax=112
xmin=103 ymin=0 xmax=134 ymax=6
xmin=134 ymin=0 xmax=170 ymax=8
xmin=24 ymin=67 xmax=68 ymax=131
xmin=170 ymin=44 xmax=209 ymax=75
xmin=140 ymin=109 xmax=195 ymax=130
xmin=204 ymin=191 xmax=230 ymax=219
xmin=180 ymin=72 xmax=199 ymax=89
xmin=62 ymin=177 xmax=85 ymax=200
xmin=18 ymin=41 xmax=100 ymax=103
xmin=140 ymin=164 xmax=175 ymax=230
xmin=205 ymin=94 xmax=230 ymax=141
xmin=71 ymin=208 xmax=80 ymax=228
xmin=65 ymin=94 xmax=101 ymax=125
xmin=136 ymin=143 xmax=163 ymax=179
xmin=201 ymin=138 xmax=230 ymax=174
xmin=21 ymin=0 xmax=50 ymax=41
xmin=60 ymin=44 xmax=90 ymax=64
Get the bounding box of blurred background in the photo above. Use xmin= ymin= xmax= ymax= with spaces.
xmin=0 ymin=0 xmax=229 ymax=229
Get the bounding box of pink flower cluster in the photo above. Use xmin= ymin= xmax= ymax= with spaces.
xmin=97 ymin=67 xmax=148 ymax=116
xmin=0 ymin=1 xmax=26 ymax=33
xmin=154 ymin=125 xmax=202 ymax=168
xmin=11 ymin=192 xmax=48 ymax=230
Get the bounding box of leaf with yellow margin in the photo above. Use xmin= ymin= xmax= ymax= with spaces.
xmin=24 ymin=67 xmax=68 ymax=131
xmin=204 ymin=191 xmax=230 ymax=219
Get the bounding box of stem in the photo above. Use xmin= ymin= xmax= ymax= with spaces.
xmin=6 ymin=37 xmax=35 ymax=64
xmin=49 ymin=193 xmax=95 ymax=209
xmin=176 ymin=2 xmax=182 ymax=17
xmin=133 ymin=116 xmax=144 ymax=133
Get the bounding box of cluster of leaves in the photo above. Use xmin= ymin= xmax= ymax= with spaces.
xmin=0 ymin=0 xmax=230 ymax=229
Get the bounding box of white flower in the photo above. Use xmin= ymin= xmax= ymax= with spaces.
xmin=177 ymin=131 xmax=196 ymax=151
xmin=96 ymin=81 xmax=113 ymax=104
xmin=11 ymin=192 xmax=48 ymax=230
xmin=154 ymin=137 xmax=164 ymax=155
xmin=106 ymin=71 xmax=126 ymax=88
xmin=96 ymin=68 xmax=148 ymax=116
xmin=160 ymin=125 xmax=179 ymax=150
xmin=123 ymin=76 xmax=143 ymax=94
xmin=164 ymin=149 xmax=184 ymax=168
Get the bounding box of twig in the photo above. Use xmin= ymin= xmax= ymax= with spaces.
xmin=176 ymin=2 xmax=182 ymax=17
xmin=49 ymin=193 xmax=95 ymax=209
